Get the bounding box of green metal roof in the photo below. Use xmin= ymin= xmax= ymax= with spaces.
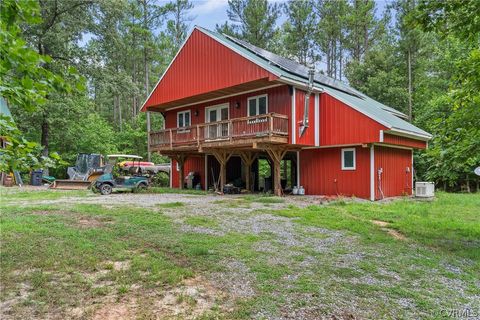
xmin=197 ymin=26 xmax=431 ymax=139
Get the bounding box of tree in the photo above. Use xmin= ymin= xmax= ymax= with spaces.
xmin=282 ymin=0 xmax=316 ymax=66
xmin=414 ymin=0 xmax=480 ymax=191
xmin=313 ymin=0 xmax=348 ymax=79
xmin=165 ymin=0 xmax=194 ymax=51
xmin=0 ymin=115 xmax=62 ymax=174
xmin=17 ymin=0 xmax=92 ymax=159
xmin=0 ymin=0 xmax=69 ymax=111
xmin=345 ymin=38 xmax=408 ymax=114
xmin=216 ymin=0 xmax=281 ymax=50
xmin=345 ymin=0 xmax=384 ymax=63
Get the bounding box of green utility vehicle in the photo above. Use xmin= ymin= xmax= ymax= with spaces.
xmin=93 ymin=155 xmax=149 ymax=195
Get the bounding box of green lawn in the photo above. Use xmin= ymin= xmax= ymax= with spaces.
xmin=0 ymin=189 xmax=478 ymax=319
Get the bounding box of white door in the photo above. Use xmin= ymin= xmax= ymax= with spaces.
xmin=206 ymin=104 xmax=229 ymax=139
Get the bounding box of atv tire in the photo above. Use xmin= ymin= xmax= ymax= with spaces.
xmin=99 ymin=183 xmax=113 ymax=195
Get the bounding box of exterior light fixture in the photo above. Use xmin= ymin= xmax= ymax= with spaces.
xmin=235 ymin=102 xmax=240 ymax=109
xmin=194 ymin=109 xmax=199 ymax=116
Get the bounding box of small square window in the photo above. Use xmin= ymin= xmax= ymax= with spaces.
xmin=341 ymin=148 xmax=356 ymax=170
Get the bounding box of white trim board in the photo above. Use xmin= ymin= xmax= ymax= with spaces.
xmin=314 ymin=93 xmax=319 ymax=146
xmin=296 ymin=151 xmax=300 ymax=188
xmin=370 ymin=145 xmax=375 ymax=201
xmin=301 ymin=143 xmax=363 ymax=150
xmin=373 ymin=143 xmax=414 ymax=151
xmin=411 ymin=150 xmax=414 ymax=195
xmin=385 ymin=128 xmax=431 ymax=141
xmin=291 ymin=87 xmax=296 ymax=144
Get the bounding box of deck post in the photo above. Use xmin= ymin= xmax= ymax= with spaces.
xmin=239 ymin=151 xmax=257 ymax=192
xmin=264 ymin=146 xmax=288 ymax=196
xmin=210 ymin=149 xmax=232 ymax=193
xmin=170 ymin=154 xmax=186 ymax=189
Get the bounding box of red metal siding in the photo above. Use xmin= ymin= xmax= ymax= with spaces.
xmin=144 ymin=29 xmax=277 ymax=109
xmin=171 ymin=156 xmax=205 ymax=189
xmin=320 ymin=93 xmax=387 ymax=146
xmin=164 ymin=85 xmax=291 ymax=129
xmin=383 ymin=133 xmax=427 ymax=149
xmin=374 ymin=146 xmax=413 ymax=199
xmin=295 ymin=90 xmax=316 ymax=146
xmin=300 ymin=146 xmax=371 ymax=199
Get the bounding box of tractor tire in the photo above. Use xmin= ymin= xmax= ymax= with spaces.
xmin=99 ymin=183 xmax=113 ymax=195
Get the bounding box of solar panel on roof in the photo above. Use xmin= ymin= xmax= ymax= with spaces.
xmin=225 ymin=35 xmax=363 ymax=98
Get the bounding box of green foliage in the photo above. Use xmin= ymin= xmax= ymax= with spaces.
xmin=281 ymin=0 xmax=316 ymax=65
xmin=412 ymin=0 xmax=480 ymax=189
xmin=0 ymin=115 xmax=63 ymax=173
xmin=416 ymin=0 xmax=480 ymax=42
xmin=0 ymin=0 xmax=70 ymax=111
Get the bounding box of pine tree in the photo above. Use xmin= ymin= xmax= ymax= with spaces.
xmin=216 ymin=0 xmax=280 ymax=50
xmin=165 ymin=0 xmax=194 ymax=51
xmin=313 ymin=0 xmax=348 ymax=79
xmin=282 ymin=0 xmax=316 ymax=66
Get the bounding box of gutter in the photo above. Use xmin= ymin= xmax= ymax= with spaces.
xmin=386 ymin=128 xmax=432 ymax=141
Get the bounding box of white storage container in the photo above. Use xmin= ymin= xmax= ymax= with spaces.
xmin=415 ymin=182 xmax=435 ymax=198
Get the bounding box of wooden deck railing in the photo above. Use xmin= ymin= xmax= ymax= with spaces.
xmin=150 ymin=113 xmax=289 ymax=149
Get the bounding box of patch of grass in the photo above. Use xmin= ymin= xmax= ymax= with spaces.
xmin=212 ymin=198 xmax=251 ymax=208
xmin=274 ymin=192 xmax=480 ymax=260
xmin=0 ymin=188 xmax=91 ymax=202
xmin=157 ymin=201 xmax=185 ymax=208
xmin=1 ymin=190 xmax=478 ymax=319
xmin=184 ymin=216 xmax=218 ymax=228
xmin=242 ymin=195 xmax=285 ymax=204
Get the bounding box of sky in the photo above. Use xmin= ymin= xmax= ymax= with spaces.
xmin=188 ymin=0 xmax=286 ymax=31
xmin=186 ymin=0 xmax=389 ymax=32
xmin=190 ymin=0 xmax=230 ymax=29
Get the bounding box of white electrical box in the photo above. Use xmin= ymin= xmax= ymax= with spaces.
xmin=415 ymin=182 xmax=435 ymax=198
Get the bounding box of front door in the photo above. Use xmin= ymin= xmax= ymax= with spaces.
xmin=206 ymin=104 xmax=229 ymax=139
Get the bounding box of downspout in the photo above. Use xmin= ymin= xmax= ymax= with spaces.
xmin=299 ymin=68 xmax=315 ymax=137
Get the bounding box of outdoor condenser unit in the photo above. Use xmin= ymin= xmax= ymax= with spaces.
xmin=415 ymin=182 xmax=435 ymax=198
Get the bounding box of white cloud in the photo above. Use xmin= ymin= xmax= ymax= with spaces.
xmin=191 ymin=0 xmax=229 ymax=15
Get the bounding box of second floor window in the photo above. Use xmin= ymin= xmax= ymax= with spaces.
xmin=177 ymin=110 xmax=191 ymax=128
xmin=248 ymin=94 xmax=268 ymax=117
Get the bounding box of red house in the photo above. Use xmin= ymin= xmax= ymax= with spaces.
xmin=142 ymin=26 xmax=431 ymax=200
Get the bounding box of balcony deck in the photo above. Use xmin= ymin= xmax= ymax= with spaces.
xmin=150 ymin=113 xmax=289 ymax=153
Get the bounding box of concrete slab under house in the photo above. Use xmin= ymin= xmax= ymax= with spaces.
xmin=141 ymin=26 xmax=432 ymax=200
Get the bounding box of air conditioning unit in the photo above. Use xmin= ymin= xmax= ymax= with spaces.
xmin=415 ymin=182 xmax=435 ymax=198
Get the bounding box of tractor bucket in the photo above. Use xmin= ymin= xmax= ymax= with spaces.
xmin=51 ymin=180 xmax=92 ymax=190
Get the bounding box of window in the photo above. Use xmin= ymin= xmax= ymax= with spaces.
xmin=177 ymin=110 xmax=191 ymax=128
xmin=247 ymin=94 xmax=268 ymax=117
xmin=341 ymin=148 xmax=356 ymax=170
